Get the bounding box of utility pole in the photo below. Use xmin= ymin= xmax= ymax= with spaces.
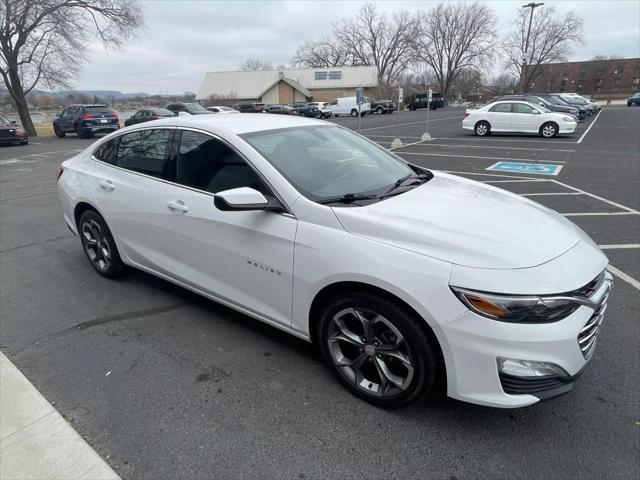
xmin=520 ymin=2 xmax=544 ymax=93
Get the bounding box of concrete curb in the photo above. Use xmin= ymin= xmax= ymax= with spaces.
xmin=0 ymin=352 xmax=120 ymax=480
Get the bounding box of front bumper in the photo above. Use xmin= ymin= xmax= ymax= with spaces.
xmin=437 ymin=270 xmax=612 ymax=408
xmin=559 ymin=121 xmax=577 ymax=134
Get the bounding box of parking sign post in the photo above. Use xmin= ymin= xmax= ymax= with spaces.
xmin=392 ymin=86 xmax=403 ymax=148
xmin=421 ymin=88 xmax=432 ymax=142
xmin=356 ymin=86 xmax=363 ymax=131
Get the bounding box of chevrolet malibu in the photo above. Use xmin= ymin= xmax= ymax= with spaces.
xmin=57 ymin=114 xmax=611 ymax=408
xmin=463 ymin=100 xmax=577 ymax=137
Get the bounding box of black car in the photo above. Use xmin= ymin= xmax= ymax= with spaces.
xmin=407 ymin=92 xmax=444 ymax=111
xmin=53 ymin=105 xmax=119 ymax=138
xmin=124 ymin=108 xmax=175 ymax=127
xmin=166 ymin=103 xmax=212 ymax=115
xmin=547 ymin=95 xmax=594 ymax=115
xmin=537 ymin=94 xmax=590 ymax=118
xmin=370 ymin=99 xmax=396 ymax=114
xmin=498 ymin=94 xmax=583 ymax=120
xmin=264 ymin=104 xmax=298 ymax=115
xmin=233 ymin=103 xmax=266 ymax=113
xmin=289 ymin=102 xmax=321 ymax=118
xmin=627 ymin=92 xmax=640 ymax=106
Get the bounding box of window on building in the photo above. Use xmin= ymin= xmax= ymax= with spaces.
xmin=633 ymin=77 xmax=640 ymax=85
xmin=577 ymin=80 xmax=585 ymax=91
xmin=328 ymin=71 xmax=342 ymax=80
xmin=613 ymin=78 xmax=620 ymax=91
xmin=314 ymin=71 xmax=328 ymax=80
xmin=579 ymin=64 xmax=587 ymax=76
xmin=614 ymin=63 xmax=624 ymax=75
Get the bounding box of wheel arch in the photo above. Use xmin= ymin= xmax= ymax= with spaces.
xmin=73 ymin=201 xmax=101 ymax=227
xmin=540 ymin=120 xmax=559 ymax=135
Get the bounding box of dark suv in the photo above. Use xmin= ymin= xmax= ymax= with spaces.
xmin=370 ymin=99 xmax=396 ymax=114
xmin=233 ymin=103 xmax=266 ymax=113
xmin=166 ymin=103 xmax=212 ymax=115
xmin=407 ymin=93 xmax=444 ymax=111
xmin=53 ymin=105 xmax=119 ymax=138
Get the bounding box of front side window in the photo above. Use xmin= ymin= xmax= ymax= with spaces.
xmin=177 ymin=130 xmax=263 ymax=194
xmin=116 ymin=129 xmax=172 ymax=179
xmin=242 ymin=126 xmax=415 ymax=202
xmin=513 ymin=103 xmax=537 ymax=114
xmin=489 ymin=103 xmax=512 ymax=113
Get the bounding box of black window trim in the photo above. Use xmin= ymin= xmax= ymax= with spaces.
xmin=90 ymin=126 xmax=294 ymax=216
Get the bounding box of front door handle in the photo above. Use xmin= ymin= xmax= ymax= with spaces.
xmin=99 ymin=179 xmax=114 ymax=191
xmin=167 ymin=200 xmax=189 ymax=213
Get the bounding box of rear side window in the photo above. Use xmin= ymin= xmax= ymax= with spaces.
xmin=176 ymin=130 xmax=264 ymax=194
xmin=490 ymin=103 xmax=512 ymax=113
xmin=116 ymin=129 xmax=172 ymax=179
xmin=513 ymin=103 xmax=536 ymax=114
xmin=93 ymin=137 xmax=119 ymax=165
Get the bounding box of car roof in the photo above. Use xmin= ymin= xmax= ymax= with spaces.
xmin=143 ymin=113 xmax=328 ymax=135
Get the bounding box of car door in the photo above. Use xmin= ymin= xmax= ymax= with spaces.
xmin=162 ymin=129 xmax=297 ymax=326
xmin=486 ymin=102 xmax=513 ymax=131
xmin=511 ymin=102 xmax=541 ymax=132
xmin=92 ymin=128 xmax=174 ymax=273
xmin=59 ymin=108 xmax=77 ymax=132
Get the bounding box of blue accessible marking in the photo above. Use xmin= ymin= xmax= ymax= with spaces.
xmin=487 ymin=161 xmax=563 ymax=176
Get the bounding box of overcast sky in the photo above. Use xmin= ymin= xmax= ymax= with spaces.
xmin=75 ymin=0 xmax=640 ymax=94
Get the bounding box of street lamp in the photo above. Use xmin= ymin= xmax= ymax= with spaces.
xmin=520 ymin=2 xmax=544 ymax=93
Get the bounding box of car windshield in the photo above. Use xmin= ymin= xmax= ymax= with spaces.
xmin=242 ymin=125 xmax=417 ymax=202
xmin=184 ymin=103 xmax=208 ymax=112
xmin=538 ymin=104 xmax=551 ymax=113
xmin=0 ymin=114 xmax=10 ymax=124
xmin=547 ymin=96 xmax=568 ymax=106
xmin=151 ymin=108 xmax=175 ymax=116
xmin=85 ymin=106 xmax=114 ymax=115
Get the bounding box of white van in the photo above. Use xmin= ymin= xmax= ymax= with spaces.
xmin=327 ymin=96 xmax=371 ymax=117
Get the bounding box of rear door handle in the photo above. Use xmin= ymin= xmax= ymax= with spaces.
xmin=99 ymin=179 xmax=114 ymax=191
xmin=167 ymin=200 xmax=189 ymax=213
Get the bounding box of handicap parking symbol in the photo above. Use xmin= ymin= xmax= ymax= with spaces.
xmin=487 ymin=161 xmax=563 ymax=176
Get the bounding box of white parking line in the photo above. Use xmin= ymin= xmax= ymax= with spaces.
xmin=483 ymin=179 xmax=549 ymax=183
xmin=561 ymin=212 xmax=636 ymax=216
xmin=430 ymin=136 xmax=576 ymax=145
xmin=359 ymin=115 xmax=461 ymax=132
xmin=606 ymin=265 xmax=640 ymax=290
xmin=552 ymin=180 xmax=640 ymax=214
xmin=400 ymin=142 xmax=575 ymax=153
xmin=521 ymin=192 xmax=584 ymax=196
xmin=576 ymin=109 xmax=603 ymax=144
xmin=599 ymin=244 xmax=640 ymax=249
xmin=443 ymin=170 xmax=545 ymax=180
xmin=396 ymin=151 xmax=566 ymax=164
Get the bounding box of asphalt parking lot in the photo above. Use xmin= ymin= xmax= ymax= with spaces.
xmin=1 ymin=107 xmax=639 ymax=479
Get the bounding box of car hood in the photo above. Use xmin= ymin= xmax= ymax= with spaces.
xmin=333 ymin=172 xmax=581 ymax=269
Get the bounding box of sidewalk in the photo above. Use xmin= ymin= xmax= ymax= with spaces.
xmin=0 ymin=352 xmax=119 ymax=480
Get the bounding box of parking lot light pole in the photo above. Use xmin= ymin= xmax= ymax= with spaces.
xmin=520 ymin=2 xmax=544 ymax=93
xmin=392 ymin=86 xmax=403 ymax=148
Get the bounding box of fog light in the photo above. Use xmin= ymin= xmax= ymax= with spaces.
xmin=497 ymin=358 xmax=568 ymax=378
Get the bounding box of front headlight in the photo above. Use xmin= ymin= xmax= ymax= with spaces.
xmin=562 ymin=116 xmax=575 ymax=122
xmin=450 ymin=287 xmax=580 ymax=323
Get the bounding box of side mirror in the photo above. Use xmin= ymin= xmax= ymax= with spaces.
xmin=532 ymin=109 xmax=540 ymax=114
xmin=214 ymin=187 xmax=269 ymax=211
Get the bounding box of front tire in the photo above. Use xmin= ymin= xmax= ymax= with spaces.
xmin=350 ymin=109 xmax=358 ymax=117
xmin=474 ymin=121 xmax=490 ymax=136
xmin=376 ymin=106 xmax=383 ymax=115
xmin=317 ymin=292 xmax=440 ymax=408
xmin=54 ymin=127 xmax=65 ymax=138
xmin=78 ymin=210 xmax=124 ymax=278
xmin=540 ymin=122 xmax=558 ymax=138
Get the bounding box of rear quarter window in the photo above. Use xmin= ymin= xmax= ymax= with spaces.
xmin=116 ymin=129 xmax=172 ymax=179
xmin=93 ymin=137 xmax=119 ymax=165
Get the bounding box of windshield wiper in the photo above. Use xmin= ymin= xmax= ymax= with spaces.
xmin=317 ymin=193 xmax=379 ymax=205
xmin=380 ymin=173 xmax=430 ymax=198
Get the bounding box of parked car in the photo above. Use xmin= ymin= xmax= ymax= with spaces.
xmin=327 ymin=96 xmax=370 ymax=117
xmin=537 ymin=94 xmax=590 ymax=118
xmin=549 ymin=95 xmax=595 ymax=115
xmin=124 ymin=108 xmax=175 ymax=127
xmin=370 ymin=99 xmax=397 ymax=115
xmin=627 ymin=92 xmax=640 ymax=106
xmin=308 ymin=101 xmax=332 ymax=118
xmin=289 ymin=102 xmax=321 ymax=118
xmin=463 ymin=100 xmax=577 ymax=137
xmin=265 ymin=104 xmax=299 ymax=115
xmin=166 ymin=103 xmax=212 ymax=115
xmin=233 ymin=103 xmax=266 ymax=113
xmin=207 ymin=106 xmax=240 ymax=113
xmin=0 ymin=113 xmax=28 ymax=145
xmin=497 ymin=95 xmax=582 ymax=121
xmin=57 ymin=113 xmax=611 ymax=408
xmin=407 ymin=92 xmax=444 ymax=111
xmin=557 ymin=93 xmax=601 ymax=111
xmin=53 ymin=104 xmax=119 ymax=138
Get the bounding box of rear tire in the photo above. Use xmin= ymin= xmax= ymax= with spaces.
xmin=78 ymin=210 xmax=125 ymax=278
xmin=376 ymin=106 xmax=384 ymax=115
xmin=350 ymin=109 xmax=358 ymax=117
xmin=540 ymin=122 xmax=558 ymax=138
xmin=317 ymin=292 xmax=440 ymax=408
xmin=474 ymin=121 xmax=490 ymax=136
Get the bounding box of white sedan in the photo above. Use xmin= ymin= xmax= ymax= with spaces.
xmin=57 ymin=114 xmax=610 ymax=408
xmin=463 ymin=100 xmax=577 ymax=137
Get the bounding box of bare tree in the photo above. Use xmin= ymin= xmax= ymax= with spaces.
xmin=413 ymin=2 xmax=496 ymax=103
xmin=292 ymin=3 xmax=415 ymax=90
xmin=451 ymin=68 xmax=484 ymax=101
xmin=502 ymin=7 xmax=583 ymax=93
xmin=239 ymin=58 xmax=274 ymax=71
xmin=0 ymin=0 xmax=143 ymax=136
xmin=485 ymin=72 xmax=518 ymax=97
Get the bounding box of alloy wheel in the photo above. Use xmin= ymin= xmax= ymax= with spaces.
xmin=476 ymin=123 xmax=488 ymax=136
xmin=81 ymin=219 xmax=111 ymax=271
xmin=327 ymin=307 xmax=415 ymax=397
xmin=542 ymin=124 xmax=556 ymax=137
